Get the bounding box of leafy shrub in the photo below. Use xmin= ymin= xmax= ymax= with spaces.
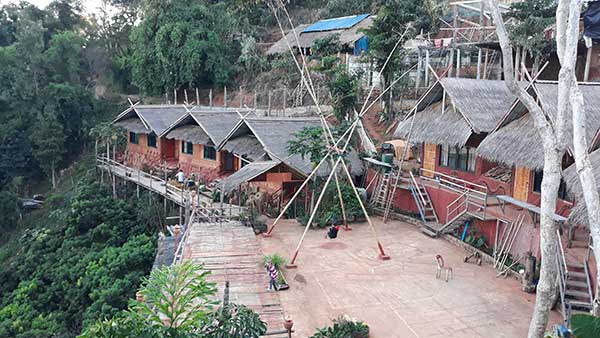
xmin=262 ymin=253 xmax=287 ymax=270
xmin=311 ymin=315 xmax=370 ymax=338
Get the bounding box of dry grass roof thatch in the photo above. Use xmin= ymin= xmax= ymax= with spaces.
xmin=478 ymin=82 xmax=600 ymax=170
xmin=221 ymin=135 xmax=265 ymax=161
xmin=190 ymin=111 xmax=241 ymax=146
xmin=134 ymin=105 xmax=188 ymax=135
xmin=114 ymin=118 xmax=149 ymax=134
xmin=394 ymin=102 xmax=473 ymax=148
xmin=220 ymin=161 xmax=281 ymax=194
xmin=164 ymin=124 xmax=210 ymax=144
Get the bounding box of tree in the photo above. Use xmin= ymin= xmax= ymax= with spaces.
xmin=560 ymin=0 xmax=600 ymax=316
xmin=0 ymin=189 xmax=19 ymax=230
xmin=130 ymin=0 xmax=242 ymax=95
xmin=31 ymin=113 xmax=65 ymax=188
xmin=486 ymin=1 xmax=571 ymax=337
xmin=287 ymin=126 xmax=327 ymax=166
xmin=326 ymin=65 xmax=361 ymax=122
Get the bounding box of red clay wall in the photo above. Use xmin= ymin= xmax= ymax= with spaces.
xmin=125 ymin=133 xmax=162 ymax=169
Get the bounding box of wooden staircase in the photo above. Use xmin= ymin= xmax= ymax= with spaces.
xmin=407 ymin=172 xmax=439 ymax=236
xmin=556 ymin=233 xmax=594 ymax=326
xmin=370 ymin=170 xmax=398 ymax=210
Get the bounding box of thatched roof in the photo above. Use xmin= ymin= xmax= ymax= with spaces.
xmin=220 ymin=161 xmax=281 ymax=194
xmin=394 ymin=78 xmax=515 ymax=147
xmin=164 ymin=124 xmax=210 ymax=144
xmin=113 ymin=105 xmax=188 ymax=135
xmin=563 ymin=149 xmax=600 ymax=227
xmin=190 ymin=111 xmax=242 ymax=146
xmin=114 ymin=117 xmax=149 ymax=134
xmin=266 ymin=16 xmax=373 ymax=55
xmin=478 ymin=82 xmax=600 ymax=170
xmin=220 ymin=135 xmax=265 ymax=161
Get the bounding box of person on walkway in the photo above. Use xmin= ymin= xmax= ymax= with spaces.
xmin=176 ymin=169 xmax=185 ymax=185
xmin=266 ymin=263 xmax=279 ymax=291
xmin=187 ymin=172 xmax=196 ymax=189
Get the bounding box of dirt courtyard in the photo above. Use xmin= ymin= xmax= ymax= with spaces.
xmin=259 ymin=218 xmax=561 ymax=338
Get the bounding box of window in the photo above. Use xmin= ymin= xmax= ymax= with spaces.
xmin=147 ymin=133 xmax=157 ymax=148
xmin=129 ymin=132 xmax=139 ymax=144
xmin=203 ymin=145 xmax=217 ymax=160
xmin=533 ymin=171 xmax=571 ymax=200
xmin=181 ymin=141 xmax=193 ymax=155
xmin=438 ymin=145 xmax=476 ymax=172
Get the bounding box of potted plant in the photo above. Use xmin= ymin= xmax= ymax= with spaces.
xmin=310 ymin=315 xmax=370 ymax=338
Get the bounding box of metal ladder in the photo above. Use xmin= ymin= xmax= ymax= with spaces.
xmin=370 ymin=170 xmax=398 ymax=210
xmin=408 ymin=171 xmax=439 ymax=225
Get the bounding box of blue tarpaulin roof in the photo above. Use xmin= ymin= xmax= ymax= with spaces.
xmin=302 ymin=14 xmax=369 ymax=33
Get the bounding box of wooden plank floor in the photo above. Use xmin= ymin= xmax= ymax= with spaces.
xmin=182 ymin=221 xmax=284 ymax=331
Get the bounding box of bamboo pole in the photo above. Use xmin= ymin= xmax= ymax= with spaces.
xmin=333 ymin=170 xmax=350 ymax=230
xmin=195 ymin=88 xmax=200 ymax=105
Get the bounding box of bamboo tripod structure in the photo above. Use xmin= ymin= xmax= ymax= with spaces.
xmin=265 ymin=0 xmax=415 ymax=267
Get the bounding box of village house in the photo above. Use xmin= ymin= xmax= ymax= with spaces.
xmin=218 ymin=116 xmax=364 ymax=207
xmin=113 ymin=104 xmax=188 ymax=169
xmin=161 ymin=107 xmax=255 ymax=183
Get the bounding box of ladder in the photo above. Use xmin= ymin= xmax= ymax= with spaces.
xmin=408 ymin=171 xmax=439 ymax=225
xmin=370 ymin=170 xmax=399 ymax=210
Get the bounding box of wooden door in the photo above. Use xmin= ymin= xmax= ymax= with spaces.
xmin=422 ymin=143 xmax=437 ymax=178
xmin=161 ymin=138 xmax=176 ymax=159
xmin=222 ymin=152 xmax=234 ymax=172
xmin=513 ymin=166 xmax=530 ymax=202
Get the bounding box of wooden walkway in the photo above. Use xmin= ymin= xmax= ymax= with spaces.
xmin=97 ymin=157 xmax=245 ymax=218
xmin=182 ymin=221 xmax=284 ymax=331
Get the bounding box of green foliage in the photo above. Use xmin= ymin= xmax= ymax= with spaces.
xmin=571 ymin=314 xmax=600 ymax=338
xmin=312 ymin=34 xmax=343 ymax=58
xmin=324 ymin=0 xmax=376 ymax=18
xmin=311 ymin=315 xmax=370 ymax=338
xmin=298 ymin=181 xmax=363 ymax=228
xmin=80 ymin=262 xmax=266 ymax=338
xmin=130 ymin=0 xmax=243 ymax=95
xmin=31 ymin=112 xmax=65 ymax=187
xmin=326 ymin=65 xmax=362 ymax=122
xmin=262 ymin=253 xmax=286 ymax=270
xmin=287 ymin=126 xmax=327 ymax=165
xmin=0 ymin=189 xmax=19 ymax=230
xmin=506 ymin=0 xmax=556 ymax=56
xmin=365 ymin=0 xmax=437 ymax=83
xmin=0 ymin=183 xmax=157 ymax=338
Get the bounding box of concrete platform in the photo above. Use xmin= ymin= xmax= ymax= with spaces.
xmin=260 ymin=217 xmax=562 ymax=338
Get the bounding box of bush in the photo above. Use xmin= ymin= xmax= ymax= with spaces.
xmin=311 ymin=315 xmax=370 ymax=338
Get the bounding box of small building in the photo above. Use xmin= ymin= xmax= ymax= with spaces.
xmin=219 ymin=116 xmax=364 ymax=197
xmin=113 ymin=105 xmax=188 ymax=169
xmin=161 ymin=107 xmax=256 ymax=183
xmin=267 ymin=14 xmax=373 ymax=57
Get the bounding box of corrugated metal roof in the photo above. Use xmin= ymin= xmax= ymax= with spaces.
xmin=303 ymin=14 xmax=369 ymax=33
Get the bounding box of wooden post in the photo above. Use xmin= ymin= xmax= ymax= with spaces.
xmin=448 ymin=49 xmax=455 ymax=77
xmin=584 ymin=47 xmax=592 ymax=82
xmin=184 ymin=89 xmax=188 ymax=104
xmin=483 ymin=49 xmax=489 ymax=80
xmin=254 ymin=91 xmax=257 ymax=108
xmin=164 ymin=170 xmax=168 ymax=216
xmin=456 ymin=49 xmax=461 ymax=78
xmin=223 ymin=86 xmax=227 ymax=107
xmin=165 ymin=92 xmax=169 ymax=104
xmin=283 ymin=88 xmax=287 ymax=114
xmin=268 ymin=91 xmax=272 ymax=116
xmin=209 ymin=88 xmax=213 ymax=106
xmin=195 ymin=88 xmax=200 ymax=105
xmin=415 ymin=48 xmax=422 ymax=89
xmin=137 ymin=169 xmax=140 ymax=198
xmin=174 ymin=89 xmax=177 ymax=105
xmin=476 ymin=48 xmax=482 ymax=80
xmin=424 ymin=49 xmax=430 ymax=86
xmin=239 ymin=86 xmax=243 ymax=108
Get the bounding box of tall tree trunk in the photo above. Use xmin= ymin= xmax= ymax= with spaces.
xmin=529 ymin=147 xmax=561 ymax=337
xmin=486 ymin=1 xmax=569 ymax=336
xmin=51 ymin=161 xmax=56 ymax=190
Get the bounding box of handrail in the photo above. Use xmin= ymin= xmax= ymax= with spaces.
xmin=420 ymin=168 xmax=488 ymax=193
xmin=173 ymin=208 xmax=196 ymax=265
xmin=557 ymin=229 xmax=569 ymax=277
xmin=584 ymin=259 xmax=594 ymax=304
xmin=446 ymin=191 xmax=468 ymax=224
xmin=555 ymin=250 xmax=568 ymax=324
xmin=409 ymin=171 xmax=427 ymax=207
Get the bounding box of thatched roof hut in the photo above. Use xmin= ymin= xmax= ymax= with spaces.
xmin=394 ymin=78 xmax=518 ymax=147
xmin=267 ymin=14 xmax=373 ymax=55
xmin=219 ymin=117 xmax=364 ymax=177
xmin=113 ymin=105 xmax=189 ymax=135
xmin=477 ymin=81 xmax=600 ymax=170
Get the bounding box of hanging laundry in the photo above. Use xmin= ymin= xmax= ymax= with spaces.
xmin=434 ymin=39 xmax=442 ymax=48
xmin=442 ymin=38 xmax=453 ymax=47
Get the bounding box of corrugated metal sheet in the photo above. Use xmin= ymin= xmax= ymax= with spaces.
xmin=303 ymin=14 xmax=369 ymax=33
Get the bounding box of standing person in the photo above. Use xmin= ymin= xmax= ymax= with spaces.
xmin=176 ymin=169 xmax=185 ymax=186
xmin=188 ymin=173 xmax=196 ymax=189
xmin=266 ymin=263 xmax=279 ymax=291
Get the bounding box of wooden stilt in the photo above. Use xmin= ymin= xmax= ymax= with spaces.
xmin=209 ymin=88 xmax=213 ymax=106
xmin=195 ymin=88 xmax=200 ymax=105
xmin=224 ymin=86 xmax=227 ymax=107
